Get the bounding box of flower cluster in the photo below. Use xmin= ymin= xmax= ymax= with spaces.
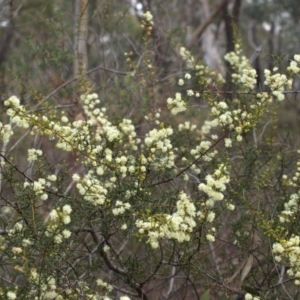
xmin=244 ymin=293 xmax=260 ymax=300
xmin=264 ymin=68 xmax=292 ymax=101
xmin=29 ymin=274 xmax=59 ymax=299
xmin=287 ymin=54 xmax=300 ymax=74
xmin=27 ymin=270 xmax=117 ymax=300
xmin=24 ymin=177 xmax=49 ymax=201
xmin=198 ymin=164 xmax=230 ymax=208
xmin=179 ymin=47 xmax=194 ymax=68
xmin=96 ymin=279 xmax=113 ymax=296
xmin=136 ymin=192 xmax=196 ymax=248
xmin=73 ymin=172 xmax=109 ymax=206
xmin=0 ymin=122 xmax=13 ymax=143
xmin=23 ymin=175 xmax=56 ymax=200
xmin=6 ymin=291 xmax=17 ymax=300
xmin=141 ymin=11 xmax=153 ymax=35
xmin=27 ymin=148 xmax=43 ymax=162
xmin=112 ymin=200 xmax=131 ymax=216
xmin=167 ymin=92 xmax=187 ymax=115
xmin=4 ymin=96 xmax=30 ymax=128
xmin=178 ymin=121 xmax=197 ymax=132
xmin=224 ymin=44 xmax=257 ymax=90
xmin=278 ymin=192 xmax=300 ymax=223
xmin=272 ymin=236 xmax=300 ymax=284
xmin=278 ymin=153 xmax=300 ymax=222
xmin=143 ymin=11 xmax=153 ymax=22
xmin=80 ymin=94 xmax=139 ymax=157
xmin=144 ymin=126 xmax=175 ymax=169
xmin=45 ymin=205 xmax=72 ymax=244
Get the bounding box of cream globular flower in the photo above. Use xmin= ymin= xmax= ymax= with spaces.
xmin=72 ymin=173 xmax=81 ymax=182
xmin=121 ymin=224 xmax=127 ymax=230
xmin=4 ymin=96 xmax=21 ymax=110
xmin=287 ymin=60 xmax=300 ymax=74
xmin=224 ymin=138 xmax=232 ymax=148
xmin=27 ymin=148 xmax=43 ymax=162
xmin=143 ymin=11 xmax=153 ymax=22
xmin=294 ymin=54 xmax=300 ymax=62
xmin=184 ymin=73 xmax=191 ymax=79
xmin=178 ymin=121 xmax=196 ymax=132
xmin=12 ymin=247 xmax=22 ymax=254
xmin=227 ymin=203 xmax=235 ymax=210
xmin=62 ymin=204 xmax=72 ymax=214
xmin=4 ymin=96 xmax=30 ymax=128
xmin=264 ymin=69 xmax=291 ymax=101
xmin=112 ymin=201 xmax=131 ymax=216
xmin=25 ymin=178 xmax=48 ymax=198
xmin=167 ymin=92 xmax=187 ymax=115
xmin=272 ymin=242 xmax=285 ymax=254
xmin=40 ymin=193 xmax=48 ymax=201
xmin=63 ymin=215 xmax=71 ymax=224
xmin=47 ymin=174 xmax=57 ymax=182
xmin=62 ymin=229 xmax=71 ymax=238
xmin=179 ymin=46 xmax=194 ymax=68
xmin=45 ymin=205 xmax=72 ymax=243
xmin=22 ymin=238 xmax=33 ymax=247
xmin=7 ymin=291 xmax=17 ymax=300
xmin=236 ymin=135 xmax=243 ymax=142
xmin=0 ymin=122 xmax=13 ymax=142
xmin=96 ymin=279 xmax=113 ymax=293
xmin=206 ymin=234 xmax=215 ymax=242
xmin=187 ymin=89 xmax=194 ymax=96
xmin=120 ymin=296 xmax=131 ymax=300
xmin=198 ymin=164 xmax=229 ymax=207
xmin=244 ymin=294 xmax=253 ymax=300
xmin=206 ymin=211 xmax=215 ymax=223
xmin=103 ymin=245 xmax=110 ymax=253
xmin=61 ymin=115 xmax=69 ymax=123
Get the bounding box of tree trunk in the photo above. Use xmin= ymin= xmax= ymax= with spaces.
xmin=199 ymin=0 xmax=225 ymax=76
xmin=74 ymin=0 xmax=89 ymax=77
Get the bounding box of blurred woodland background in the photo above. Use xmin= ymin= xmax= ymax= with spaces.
xmin=0 ymin=0 xmax=300 ymax=100
xmin=1 ymin=0 xmax=300 ymax=139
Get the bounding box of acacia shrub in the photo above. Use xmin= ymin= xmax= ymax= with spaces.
xmin=1 ymin=11 xmax=300 ymax=300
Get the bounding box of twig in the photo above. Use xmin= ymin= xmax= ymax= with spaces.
xmin=209 ymin=241 xmax=223 ymax=282
xmin=33 ymin=65 xmax=129 ymax=110
xmin=166 ymin=265 xmax=176 ymax=296
xmin=148 ymin=130 xmax=229 ymax=188
xmin=187 ymin=0 xmax=230 ymax=49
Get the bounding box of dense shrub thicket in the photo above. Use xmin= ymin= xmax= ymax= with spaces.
xmin=2 ymin=9 xmax=300 ymax=300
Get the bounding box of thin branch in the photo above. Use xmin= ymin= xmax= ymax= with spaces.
xmin=148 ymin=131 xmax=229 ymax=188
xmin=166 ymin=265 xmax=176 ymax=296
xmin=209 ymin=241 xmax=223 ymax=282
xmin=187 ymin=0 xmax=230 ymax=49
xmin=33 ymin=65 xmax=129 ymax=110
xmin=0 ymin=0 xmax=14 ymax=66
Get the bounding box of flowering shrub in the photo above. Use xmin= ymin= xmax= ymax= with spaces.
xmin=2 ymin=10 xmax=300 ymax=300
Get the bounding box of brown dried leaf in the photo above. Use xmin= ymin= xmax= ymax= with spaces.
xmin=240 ymin=254 xmax=254 ymax=288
